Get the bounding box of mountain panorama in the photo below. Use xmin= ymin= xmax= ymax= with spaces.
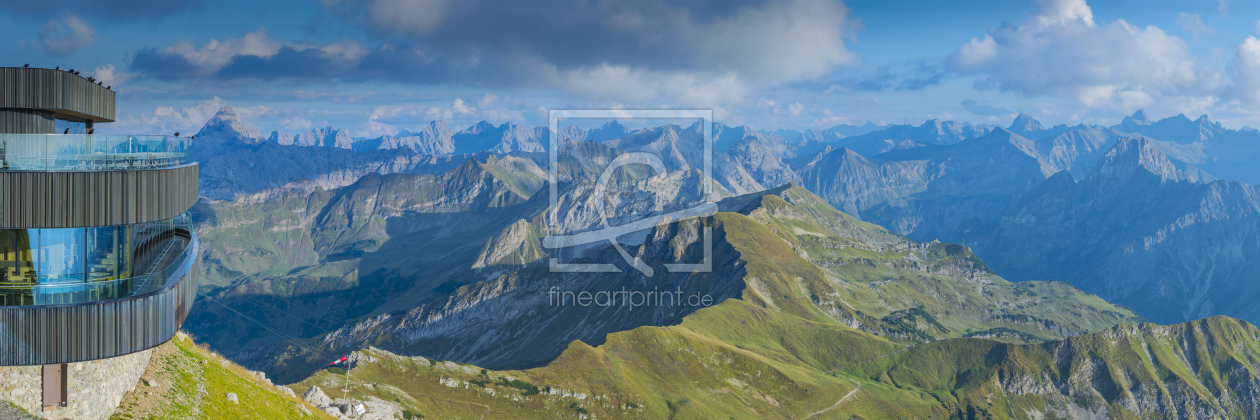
xmin=13 ymin=0 xmax=1260 ymax=417
xmin=80 ymin=104 xmax=1246 ymax=418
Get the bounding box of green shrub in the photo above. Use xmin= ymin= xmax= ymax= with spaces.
xmin=499 ymin=378 xmax=540 ymax=396
xmin=326 ymin=366 xmax=347 ymax=375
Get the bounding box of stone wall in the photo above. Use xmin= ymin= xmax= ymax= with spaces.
xmin=0 ymin=349 xmax=152 ymax=420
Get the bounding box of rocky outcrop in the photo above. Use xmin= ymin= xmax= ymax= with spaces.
xmin=303 ymin=385 xmax=405 ymax=420
xmin=269 ymin=126 xmax=356 ymax=149
xmin=967 ymin=137 xmax=1260 ymax=324
xmin=377 ymin=120 xmax=454 ymax=155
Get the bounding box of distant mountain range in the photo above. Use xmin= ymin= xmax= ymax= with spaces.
xmin=189 ymin=169 xmax=1260 ymax=418
xmin=173 ymin=106 xmax=1260 ymax=418
xmin=189 ymin=105 xmax=1260 ymax=358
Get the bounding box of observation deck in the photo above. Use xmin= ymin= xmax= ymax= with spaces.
xmin=0 ymin=66 xmax=199 ymax=367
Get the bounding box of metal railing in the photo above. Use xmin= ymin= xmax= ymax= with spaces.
xmin=0 ymin=134 xmax=192 ymax=171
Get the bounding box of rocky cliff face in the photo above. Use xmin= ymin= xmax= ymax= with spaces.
xmin=375 ymin=120 xmax=454 ymax=155
xmin=714 ymin=134 xmax=802 ymax=195
xmin=243 ymin=183 xmax=1139 ymax=384
xmin=884 ymin=316 xmax=1260 ymax=419
xmin=187 ymin=155 xmax=550 ymax=367
xmin=830 ymin=118 xmax=994 ymax=156
xmin=270 ymin=126 xmax=356 ymax=149
xmin=792 ymin=146 xmax=930 ymax=216
xmin=808 ymin=128 xmax=1056 ymax=241
xmin=1008 ymin=112 xmax=1046 ymax=135
xmin=229 ymin=184 xmax=1195 ymax=420
xmin=452 ymin=121 xmax=547 ymax=154
xmin=197 ymin=142 xmax=467 ymax=200
xmin=1110 ymin=110 xmax=1260 ymax=184
xmin=194 ymin=109 xmax=481 ymax=200
xmin=965 ymin=137 xmax=1260 ymax=324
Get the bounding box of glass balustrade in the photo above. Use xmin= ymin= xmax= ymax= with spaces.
xmin=0 ymin=134 xmax=193 ymax=171
xmin=0 ymin=213 xmax=194 ymax=306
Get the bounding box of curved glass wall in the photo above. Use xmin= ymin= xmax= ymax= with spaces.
xmin=0 ymin=134 xmax=192 ymax=171
xmin=0 ymin=213 xmax=191 ymax=305
xmin=53 ymin=119 xmax=86 ymax=135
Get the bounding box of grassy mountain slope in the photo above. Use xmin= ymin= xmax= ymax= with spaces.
xmin=722 ymin=184 xmax=1141 ymax=343
xmin=188 ymin=155 xmax=547 ymax=360
xmin=265 ymin=184 xmax=1177 ymax=419
xmin=848 ymin=316 xmax=1260 ymax=419
xmin=110 ymin=333 xmax=333 ymax=420
xmin=255 ymin=183 xmax=1136 ymax=383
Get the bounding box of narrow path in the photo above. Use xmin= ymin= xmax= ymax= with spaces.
xmin=800 ymin=344 xmax=916 ymax=419
xmin=409 ymin=394 xmax=489 ymax=419
xmin=801 ymin=379 xmax=861 ymax=420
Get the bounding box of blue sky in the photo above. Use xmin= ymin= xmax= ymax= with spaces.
xmin=2 ymin=0 xmax=1259 ymax=137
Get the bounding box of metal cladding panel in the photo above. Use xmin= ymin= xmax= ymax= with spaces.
xmin=0 ymin=68 xmax=115 ymax=122
xmin=0 ymin=109 xmax=53 ymax=134
xmin=0 ymin=236 xmax=197 ymax=366
xmin=0 ymin=164 xmax=198 ymax=228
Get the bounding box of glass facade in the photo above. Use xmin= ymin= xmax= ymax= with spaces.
xmin=0 ymin=225 xmax=133 ymax=286
xmin=0 ymin=213 xmax=191 ymax=306
xmin=53 ymin=119 xmax=86 ymax=135
xmin=0 ymin=67 xmax=201 ymax=365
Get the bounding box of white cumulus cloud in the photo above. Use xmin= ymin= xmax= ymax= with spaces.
xmin=38 ymin=14 xmax=95 ymax=56
xmin=1175 ymin=13 xmax=1215 ymax=39
xmin=949 ymin=0 xmax=1212 ymax=109
xmin=159 ymin=30 xmax=280 ymax=75
xmin=788 ymin=102 xmax=804 ymax=117
xmin=90 ymin=65 xmax=134 ymax=88
xmin=104 ymin=97 xmax=260 ymax=135
xmin=364 ymin=0 xmax=451 ymax=35
xmin=1234 ymin=37 xmax=1260 ymax=104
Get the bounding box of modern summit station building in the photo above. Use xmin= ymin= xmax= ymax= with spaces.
xmin=0 ymin=66 xmax=198 ymax=411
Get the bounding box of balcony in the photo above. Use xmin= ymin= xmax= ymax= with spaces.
xmin=0 ymin=134 xmax=192 ymax=171
xmin=0 ymin=226 xmax=198 ymax=365
xmin=0 ymin=215 xmax=195 ymax=306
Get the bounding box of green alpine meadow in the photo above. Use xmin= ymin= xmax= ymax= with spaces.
xmin=177 ymin=152 xmax=1260 ymax=418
